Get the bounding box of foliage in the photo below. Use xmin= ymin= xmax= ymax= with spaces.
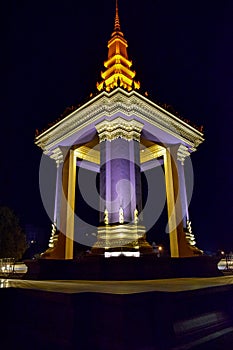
xmin=0 ymin=206 xmax=27 ymax=260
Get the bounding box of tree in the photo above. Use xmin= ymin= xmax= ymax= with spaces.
xmin=0 ymin=206 xmax=27 ymax=260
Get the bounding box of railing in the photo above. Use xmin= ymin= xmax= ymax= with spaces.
xmin=0 ymin=258 xmax=28 ymax=278
xmin=218 ymin=255 xmax=233 ymax=272
xmin=0 ymin=258 xmax=15 ymax=277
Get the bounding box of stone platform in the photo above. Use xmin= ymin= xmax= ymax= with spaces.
xmin=24 ymin=255 xmax=222 ymax=280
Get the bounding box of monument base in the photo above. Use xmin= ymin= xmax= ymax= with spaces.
xmin=91 ymin=224 xmax=153 ymax=255
xmin=24 ymin=255 xmax=222 ymax=281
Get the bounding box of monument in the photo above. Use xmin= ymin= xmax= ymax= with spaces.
xmin=35 ymin=0 xmax=204 ymax=261
xmin=5 ymin=4 xmax=230 ymax=350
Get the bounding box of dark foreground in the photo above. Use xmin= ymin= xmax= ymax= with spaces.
xmin=1 ymin=275 xmax=233 ymax=350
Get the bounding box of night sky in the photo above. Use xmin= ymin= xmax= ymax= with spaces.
xmin=1 ymin=0 xmax=232 ymax=252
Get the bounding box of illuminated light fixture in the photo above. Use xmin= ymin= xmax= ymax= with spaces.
xmin=96 ymin=0 xmax=140 ymax=92
xmin=105 ymin=251 xmax=140 ymax=258
xmin=48 ymin=222 xmax=58 ymax=248
xmin=185 ymin=220 xmax=198 ymax=248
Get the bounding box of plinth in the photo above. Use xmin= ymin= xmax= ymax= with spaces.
xmin=91 ymin=224 xmax=153 ymax=255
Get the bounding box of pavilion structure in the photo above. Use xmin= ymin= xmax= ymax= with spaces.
xmin=35 ymin=1 xmax=204 ymax=259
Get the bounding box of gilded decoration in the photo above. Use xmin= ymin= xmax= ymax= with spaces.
xmin=96 ymin=0 xmax=140 ymax=92
xmin=35 ymin=90 xmax=204 ymax=156
xmin=95 ymin=116 xmax=143 ymax=142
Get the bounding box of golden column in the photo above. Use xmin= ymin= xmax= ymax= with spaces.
xmin=164 ymin=145 xmax=202 ymax=257
xmin=42 ymin=147 xmax=77 ymax=259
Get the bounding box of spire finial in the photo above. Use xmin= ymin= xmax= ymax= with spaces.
xmin=114 ymin=0 xmax=121 ymax=31
xmin=96 ymin=0 xmax=141 ymax=92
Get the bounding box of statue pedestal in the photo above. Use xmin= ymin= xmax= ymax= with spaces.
xmin=91 ymin=224 xmax=153 ymax=255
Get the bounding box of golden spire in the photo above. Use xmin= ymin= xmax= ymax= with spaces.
xmin=114 ymin=0 xmax=121 ymax=32
xmin=97 ymin=0 xmax=140 ymax=92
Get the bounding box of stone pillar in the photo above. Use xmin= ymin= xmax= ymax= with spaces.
xmin=177 ymin=145 xmax=191 ymax=226
xmin=164 ymin=145 xmax=201 ymax=257
xmin=99 ymin=138 xmax=142 ymax=223
xmin=177 ymin=145 xmax=203 ymax=254
xmin=93 ymin=117 xmax=152 ymax=254
xmin=164 ymin=146 xmax=179 ymax=257
xmin=64 ymin=148 xmax=76 ymax=259
xmin=42 ymin=147 xmax=77 ymax=259
xmin=47 ymin=147 xmax=64 ymax=251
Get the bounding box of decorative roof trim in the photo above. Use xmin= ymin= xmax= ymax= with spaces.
xmin=95 ymin=117 xmax=143 ymax=142
xmin=35 ymin=89 xmax=204 ymax=155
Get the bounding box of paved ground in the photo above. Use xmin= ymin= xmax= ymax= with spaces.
xmin=1 ymin=274 xmax=233 ymax=294
xmin=191 ymin=330 xmax=233 ymax=349
xmin=1 ymin=275 xmax=233 ymax=349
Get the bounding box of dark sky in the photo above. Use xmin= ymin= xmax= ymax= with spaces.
xmin=1 ymin=0 xmax=232 ymax=252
